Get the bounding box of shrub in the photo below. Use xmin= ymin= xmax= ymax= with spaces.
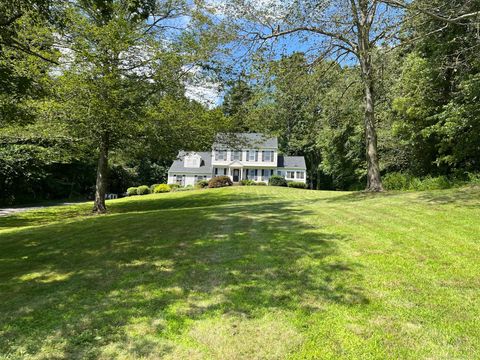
xmin=256 ymin=182 xmax=267 ymax=186
xmin=208 ymin=176 xmax=233 ymax=188
xmin=126 ymin=187 xmax=138 ymax=196
xmin=136 ymin=185 xmax=150 ymax=195
xmin=417 ymin=175 xmax=452 ymax=191
xmin=467 ymin=172 xmax=480 ymax=185
xmin=150 ymin=184 xmax=160 ymax=193
xmin=153 ymin=184 xmax=171 ymax=193
xmin=269 ymin=175 xmax=287 ymax=187
xmin=382 ymin=173 xmax=414 ymax=191
xmin=240 ymin=179 xmax=255 ymax=186
xmin=176 ymin=185 xmax=194 ymax=192
xmin=383 ymin=172 xmax=457 ymax=191
xmin=196 ymin=180 xmax=209 ymax=189
xmin=168 ymin=184 xmax=180 ymax=192
xmin=288 ymin=181 xmax=307 ymax=189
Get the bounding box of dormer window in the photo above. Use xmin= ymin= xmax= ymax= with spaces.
xmin=184 ymin=153 xmax=201 ymax=168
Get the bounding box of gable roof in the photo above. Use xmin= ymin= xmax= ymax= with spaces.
xmin=277 ymin=155 xmax=306 ymax=169
xmin=214 ymin=133 xmax=278 ymax=149
xmin=168 ymin=151 xmax=213 ymax=174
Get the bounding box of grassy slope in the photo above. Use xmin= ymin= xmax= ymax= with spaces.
xmin=0 ymin=186 xmax=479 ymax=359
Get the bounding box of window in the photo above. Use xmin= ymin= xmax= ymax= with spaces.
xmin=184 ymin=157 xmax=199 ymax=168
xmin=262 ymin=169 xmax=271 ymax=178
xmin=248 ymin=169 xmax=256 ymax=180
xmin=214 ymin=168 xmax=218 ymax=175
xmin=247 ymin=150 xmax=257 ymax=162
xmin=296 ymin=171 xmax=305 ymax=179
xmin=176 ymin=175 xmax=183 ymax=185
xmin=277 ymin=170 xmax=282 ymax=176
xmin=223 ymin=168 xmax=227 ymax=175
xmin=262 ymin=151 xmax=273 ymax=162
xmin=233 ymin=151 xmax=242 ymax=161
xmin=287 ymin=171 xmax=295 ymax=179
xmin=215 ymin=150 xmax=226 ymax=161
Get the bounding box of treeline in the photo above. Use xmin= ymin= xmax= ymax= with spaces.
xmin=1 ymin=0 xmax=479 ymax=206
xmin=222 ymin=0 xmax=480 ymax=190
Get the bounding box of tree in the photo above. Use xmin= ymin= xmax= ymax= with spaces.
xmin=222 ymin=78 xmax=254 ymax=130
xmin=217 ymin=0 xmax=480 ymax=191
xmin=54 ymin=0 xmax=210 ymax=213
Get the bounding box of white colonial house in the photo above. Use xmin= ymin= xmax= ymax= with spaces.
xmin=167 ymin=133 xmax=307 ymax=187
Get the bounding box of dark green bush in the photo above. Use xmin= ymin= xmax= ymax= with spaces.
xmin=136 ymin=185 xmax=150 ymax=195
xmin=126 ymin=187 xmax=138 ymax=196
xmin=240 ymin=179 xmax=255 ymax=186
xmin=287 ymin=181 xmax=307 ymax=189
xmin=153 ymin=184 xmax=170 ymax=193
xmin=269 ymin=175 xmax=287 ymax=187
xmin=208 ymin=176 xmax=233 ymax=188
xmin=196 ymin=180 xmax=209 ymax=189
xmin=256 ymin=182 xmax=267 ymax=186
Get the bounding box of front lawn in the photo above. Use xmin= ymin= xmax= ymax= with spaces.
xmin=1 ymin=186 xmax=479 ymax=359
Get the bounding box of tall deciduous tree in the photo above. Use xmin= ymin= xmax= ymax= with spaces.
xmin=217 ymin=0 xmax=480 ymax=191
xmin=54 ymin=0 xmax=211 ymax=213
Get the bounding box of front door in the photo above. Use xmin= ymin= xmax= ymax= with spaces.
xmin=233 ymin=169 xmax=240 ymax=182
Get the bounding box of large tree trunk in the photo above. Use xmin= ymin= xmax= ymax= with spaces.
xmin=358 ymin=46 xmax=383 ymax=191
xmin=93 ymin=134 xmax=109 ymax=213
xmin=362 ymin=74 xmax=383 ymax=191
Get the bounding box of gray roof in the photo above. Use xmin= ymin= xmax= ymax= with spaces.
xmin=168 ymin=151 xmax=213 ymax=174
xmin=214 ymin=133 xmax=278 ymax=149
xmin=277 ymin=155 xmax=306 ymax=169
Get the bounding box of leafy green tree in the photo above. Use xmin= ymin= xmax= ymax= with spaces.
xmin=222 ymin=78 xmax=254 ymax=131
xmin=53 ymin=0 xmax=216 ymax=213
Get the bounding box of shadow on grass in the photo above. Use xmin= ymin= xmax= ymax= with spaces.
xmin=415 ymin=186 xmax=480 ymax=206
xmin=0 ymin=190 xmax=275 ymax=231
xmin=0 ymin=190 xmax=367 ymax=358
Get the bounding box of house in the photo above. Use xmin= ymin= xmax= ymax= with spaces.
xmin=167 ymin=133 xmax=307 ymax=187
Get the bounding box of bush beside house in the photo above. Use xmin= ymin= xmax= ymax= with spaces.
xmin=287 ymin=182 xmax=307 ymax=189
xmin=154 ymin=184 xmax=171 ymax=193
xmin=208 ymin=176 xmax=233 ymax=188
xmin=127 ymin=187 xmax=138 ymax=196
xmin=196 ymin=180 xmax=209 ymax=189
xmin=136 ymin=185 xmax=150 ymax=195
xmin=269 ymin=175 xmax=288 ymax=187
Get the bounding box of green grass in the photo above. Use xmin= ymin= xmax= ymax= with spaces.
xmin=1 ymin=186 xmax=479 ymax=359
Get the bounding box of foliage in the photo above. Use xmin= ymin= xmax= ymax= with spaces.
xmin=150 ymin=184 xmax=161 ymax=193
xmin=287 ymin=182 xmax=307 ymax=189
xmin=240 ymin=179 xmax=255 ymax=186
xmin=208 ymin=176 xmax=233 ymax=188
xmin=136 ymin=185 xmax=150 ymax=195
xmin=126 ymin=187 xmax=138 ymax=196
xmin=256 ymin=182 xmax=267 ymax=186
xmin=153 ymin=184 xmax=171 ymax=193
xmin=195 ymin=180 xmax=209 ymax=189
xmin=175 ymin=185 xmax=194 ymax=192
xmin=268 ymin=175 xmax=287 ymax=187
xmin=380 ymin=172 xmax=480 ymax=191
